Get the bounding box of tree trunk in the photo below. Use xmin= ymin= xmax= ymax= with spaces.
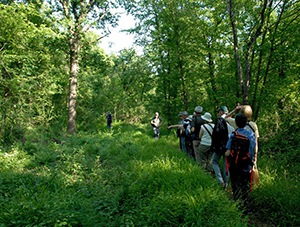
xmin=207 ymin=41 xmax=218 ymax=106
xmin=228 ymin=0 xmax=245 ymax=103
xmin=67 ymin=32 xmax=79 ymax=134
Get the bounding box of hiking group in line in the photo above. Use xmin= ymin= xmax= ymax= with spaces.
xmin=156 ymin=104 xmax=259 ymax=211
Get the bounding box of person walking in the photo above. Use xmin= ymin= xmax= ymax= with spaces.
xmin=183 ymin=115 xmax=193 ymax=157
xmin=151 ymin=112 xmax=163 ymax=139
xmin=190 ymin=106 xmax=204 ymax=160
xmin=226 ymin=105 xmax=260 ymax=166
xmin=211 ymin=106 xmax=234 ymax=188
xmin=106 ymin=112 xmax=113 ymax=128
xmin=168 ymin=111 xmax=189 ymax=153
xmin=196 ymin=112 xmax=214 ymax=173
xmin=225 ymin=113 xmax=256 ymax=209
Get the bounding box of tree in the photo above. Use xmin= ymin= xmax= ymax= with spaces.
xmin=53 ymin=0 xmax=118 ymax=133
xmin=0 ymin=3 xmax=67 ymax=144
xmin=227 ymin=0 xmax=270 ymax=105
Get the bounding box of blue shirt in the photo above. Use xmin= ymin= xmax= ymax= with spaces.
xmin=226 ymin=128 xmax=256 ymax=170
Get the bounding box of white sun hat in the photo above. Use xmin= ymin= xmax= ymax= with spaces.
xmin=201 ymin=112 xmax=213 ymax=122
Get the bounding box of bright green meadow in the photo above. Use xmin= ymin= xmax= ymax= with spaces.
xmin=0 ymin=123 xmax=299 ymax=226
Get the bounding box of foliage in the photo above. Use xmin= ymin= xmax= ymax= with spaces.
xmin=251 ymin=151 xmax=300 ymax=226
xmin=76 ymin=31 xmax=114 ymax=131
xmin=0 ymin=3 xmax=68 ymax=145
xmin=1 ymin=123 xmax=299 ymax=226
xmin=0 ymin=123 xmax=249 ymax=226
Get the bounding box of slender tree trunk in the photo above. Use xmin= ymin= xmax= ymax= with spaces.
xmin=67 ymin=31 xmax=79 ymax=134
xmin=252 ymin=25 xmax=268 ymax=120
xmin=207 ymin=40 xmax=218 ymax=106
xmin=228 ymin=0 xmax=268 ymax=105
xmin=228 ymin=0 xmax=245 ymax=103
xmin=255 ymin=0 xmax=285 ymax=119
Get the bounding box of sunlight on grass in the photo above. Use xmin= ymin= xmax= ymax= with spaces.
xmin=0 ymin=147 xmax=32 ymax=173
xmin=0 ymin=123 xmax=299 ymax=226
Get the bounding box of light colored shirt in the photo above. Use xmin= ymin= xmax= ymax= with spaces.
xmin=200 ymin=123 xmax=215 ymax=146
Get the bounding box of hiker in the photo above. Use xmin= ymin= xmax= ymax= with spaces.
xmin=225 ymin=113 xmax=256 ymax=208
xmin=211 ymin=106 xmax=234 ymax=188
xmin=226 ymin=105 xmax=259 ymax=166
xmin=151 ymin=112 xmax=163 ymax=139
xmin=183 ymin=115 xmax=194 ymax=157
xmin=196 ymin=112 xmax=214 ymax=173
xmin=191 ymin=106 xmax=205 ymax=160
xmin=168 ymin=111 xmax=189 ymax=153
xmin=106 ymin=112 xmax=112 ymax=128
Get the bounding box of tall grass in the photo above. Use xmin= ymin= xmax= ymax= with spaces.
xmin=0 ymin=123 xmax=299 ymax=226
xmin=0 ymin=123 xmax=246 ymax=226
xmin=251 ymin=150 xmax=300 ymax=226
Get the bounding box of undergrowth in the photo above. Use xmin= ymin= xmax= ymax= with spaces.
xmin=0 ymin=123 xmax=299 ymax=226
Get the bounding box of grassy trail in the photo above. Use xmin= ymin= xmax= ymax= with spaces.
xmin=0 ymin=123 xmax=299 ymax=226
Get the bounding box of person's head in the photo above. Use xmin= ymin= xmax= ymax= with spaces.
xmin=155 ymin=112 xmax=159 ymax=117
xmin=182 ymin=111 xmax=189 ymax=119
xmin=218 ymin=106 xmax=228 ymax=116
xmin=194 ymin=106 xmax=203 ymax=115
xmin=239 ymin=105 xmax=252 ymax=121
xmin=201 ymin=112 xmax=213 ymax=123
xmin=235 ymin=113 xmax=248 ymax=128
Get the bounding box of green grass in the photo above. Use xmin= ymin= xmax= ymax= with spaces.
xmin=0 ymin=123 xmax=299 ymax=226
xmin=250 ymin=151 xmax=300 ymax=226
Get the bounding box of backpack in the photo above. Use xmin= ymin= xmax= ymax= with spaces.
xmin=184 ymin=119 xmax=192 ymax=140
xmin=228 ymin=131 xmax=253 ymax=170
xmin=211 ymin=117 xmax=228 ymax=154
xmin=191 ymin=115 xmax=204 ymax=140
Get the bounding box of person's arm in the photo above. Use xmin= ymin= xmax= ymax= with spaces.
xmin=226 ymin=105 xmax=242 ymax=118
xmin=168 ymin=124 xmax=184 ymax=130
xmin=252 ymin=122 xmax=259 ymax=165
xmin=249 ymin=133 xmax=256 ymax=162
xmin=253 ymin=137 xmax=258 ymax=165
xmin=199 ymin=127 xmax=204 ymax=140
xmin=225 ymin=133 xmax=233 ymax=156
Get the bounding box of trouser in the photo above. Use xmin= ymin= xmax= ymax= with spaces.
xmin=191 ymin=140 xmax=200 ymax=160
xmin=229 ymin=167 xmax=251 ymax=208
xmin=212 ymin=152 xmax=228 ymax=185
xmin=196 ymin=144 xmax=213 ymax=173
xmin=180 ymin=136 xmax=187 ymax=153
xmin=185 ymin=139 xmax=193 ymax=157
xmin=153 ymin=127 xmax=160 ymax=139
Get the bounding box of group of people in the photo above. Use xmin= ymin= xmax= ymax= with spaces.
xmin=160 ymin=104 xmax=259 ymax=209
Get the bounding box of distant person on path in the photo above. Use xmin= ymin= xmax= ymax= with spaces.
xmin=197 ymin=112 xmax=214 ymax=173
xmin=106 ymin=112 xmax=112 ymax=128
xmin=225 ymin=113 xmax=256 ymax=208
xmin=211 ymin=106 xmax=234 ymax=188
xmin=191 ymin=106 xmax=205 ymax=159
xmin=168 ymin=111 xmax=189 ymax=153
xmin=151 ymin=112 xmax=163 ymax=139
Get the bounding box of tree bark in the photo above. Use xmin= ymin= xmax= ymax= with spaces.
xmin=228 ymin=0 xmax=245 ymax=103
xmin=67 ymin=30 xmax=79 ymax=134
